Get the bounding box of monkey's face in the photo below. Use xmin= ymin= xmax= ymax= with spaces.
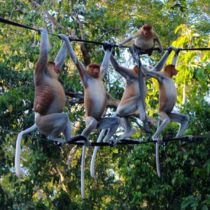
xmin=87 ymin=64 xmax=100 ymax=78
xmin=47 ymin=62 xmax=59 ymax=79
xmin=142 ymin=24 xmax=152 ymax=37
xmin=90 ymin=67 xmax=100 ymax=78
xmin=164 ymin=65 xmax=178 ymax=77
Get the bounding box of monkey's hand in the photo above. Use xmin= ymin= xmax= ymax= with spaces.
xmin=58 ymin=34 xmax=71 ymax=41
xmin=169 ymin=46 xmax=181 ymax=54
xmin=118 ymin=43 xmax=124 ymax=48
xmin=103 ymin=41 xmax=114 ymax=51
xmin=167 ymin=46 xmax=174 ymax=53
xmin=157 ymin=47 xmax=163 ymax=53
xmin=174 ymin=47 xmax=181 ymax=55
xmin=38 ymin=27 xmax=47 ymax=34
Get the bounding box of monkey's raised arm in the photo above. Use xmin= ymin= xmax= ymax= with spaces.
xmin=110 ymin=55 xmax=136 ymax=79
xmin=172 ymin=48 xmax=180 ymax=66
xmin=152 ymin=47 xmax=173 ymax=72
xmin=119 ymin=34 xmax=136 ymax=46
xmin=154 ymin=33 xmax=163 ymax=53
xmin=35 ymin=28 xmax=49 ymax=83
xmin=59 ymin=34 xmax=88 ymax=87
xmin=100 ymin=47 xmax=112 ymax=78
xmin=141 ymin=65 xmax=164 ymax=82
xmin=54 ymin=43 xmax=67 ymax=72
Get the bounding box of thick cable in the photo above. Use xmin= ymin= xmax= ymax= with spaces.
xmin=0 ymin=17 xmax=210 ymax=51
xmin=62 ymin=135 xmax=205 ymax=146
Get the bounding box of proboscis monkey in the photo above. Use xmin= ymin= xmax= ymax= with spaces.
xmin=59 ymin=34 xmax=120 ymax=199
xmin=90 ymin=47 xmax=176 ymax=178
xmin=141 ymin=47 xmax=189 ymax=176
xmin=120 ymin=23 xmax=163 ymax=54
xmin=112 ymin=47 xmax=177 ymax=137
xmin=118 ymin=24 xmax=163 ymax=135
xmin=15 ymin=28 xmax=72 ymax=177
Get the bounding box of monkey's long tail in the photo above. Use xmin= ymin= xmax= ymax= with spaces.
xmin=155 ymin=142 xmax=161 ymax=177
xmin=81 ymin=146 xmax=86 ymax=199
xmin=90 ymin=129 xmax=106 ymax=178
xmin=15 ymin=124 xmax=37 ymax=177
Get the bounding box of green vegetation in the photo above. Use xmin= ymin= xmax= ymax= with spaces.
xmin=0 ymin=0 xmax=209 ymax=209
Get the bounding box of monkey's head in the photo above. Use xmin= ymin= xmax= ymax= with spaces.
xmin=142 ymin=24 xmax=153 ymax=37
xmin=47 ymin=61 xmax=60 ymax=78
xmin=87 ymin=63 xmax=100 ymax=78
xmin=164 ymin=64 xmax=178 ymax=77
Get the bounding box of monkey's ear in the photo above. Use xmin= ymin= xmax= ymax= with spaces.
xmin=54 ymin=65 xmax=61 ymax=74
xmin=133 ymin=65 xmax=139 ymax=74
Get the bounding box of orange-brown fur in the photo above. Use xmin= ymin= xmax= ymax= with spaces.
xmin=139 ymin=48 xmax=189 ymax=142
xmin=136 ymin=24 xmax=154 ymax=38
xmin=158 ymin=65 xmax=178 ymax=113
xmin=133 ymin=65 xmax=139 ymax=75
xmin=84 ymin=64 xmax=107 ymax=120
xmin=143 ymin=24 xmax=152 ymax=31
xmin=118 ymin=66 xmax=140 ymax=106
xmin=34 ymin=62 xmax=66 ymax=115
xmin=164 ymin=64 xmax=178 ymax=77
xmin=159 ymin=85 xmax=170 ymax=112
xmin=134 ymin=24 xmax=161 ymax=50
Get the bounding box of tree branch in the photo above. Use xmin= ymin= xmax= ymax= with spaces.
xmin=72 ymin=13 xmax=91 ymax=65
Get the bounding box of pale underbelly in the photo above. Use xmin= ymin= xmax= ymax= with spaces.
xmin=135 ymin=39 xmax=154 ymax=49
xmin=85 ymin=80 xmax=106 ymax=119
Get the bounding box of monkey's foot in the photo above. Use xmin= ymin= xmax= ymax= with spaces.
xmin=143 ymin=121 xmax=152 ymax=134
xmin=47 ymin=136 xmax=66 ymax=143
xmin=119 ymin=128 xmax=136 ymax=140
xmin=108 ymin=139 xmax=119 ymax=146
xmin=152 ymin=135 xmax=163 ymax=144
xmin=65 ymin=136 xmax=90 ymax=146
xmin=16 ymin=168 xmax=25 ymax=178
xmin=178 ymin=135 xmax=194 ymax=146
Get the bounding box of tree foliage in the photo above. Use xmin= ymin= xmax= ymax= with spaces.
xmin=0 ymin=0 xmax=209 ymax=209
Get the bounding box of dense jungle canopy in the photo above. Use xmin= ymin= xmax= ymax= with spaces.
xmin=0 ymin=0 xmax=210 ymax=209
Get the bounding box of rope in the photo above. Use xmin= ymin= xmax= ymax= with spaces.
xmin=69 ymin=38 xmax=119 ymax=48
xmin=0 ymin=17 xmax=210 ymax=51
xmin=0 ymin=124 xmax=207 ymax=147
xmin=0 ymin=17 xmax=118 ymax=46
xmin=61 ymin=135 xmax=206 ymax=147
xmin=0 ymin=17 xmax=39 ymax=32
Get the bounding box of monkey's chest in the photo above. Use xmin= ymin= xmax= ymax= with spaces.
xmin=159 ymin=81 xmax=177 ymax=112
xmin=135 ymin=37 xmax=154 ymax=49
xmin=85 ymin=80 xmax=106 ymax=118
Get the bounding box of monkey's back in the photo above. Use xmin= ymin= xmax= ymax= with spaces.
xmin=119 ymin=81 xmax=140 ymax=106
xmin=34 ymin=76 xmax=66 ymax=115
